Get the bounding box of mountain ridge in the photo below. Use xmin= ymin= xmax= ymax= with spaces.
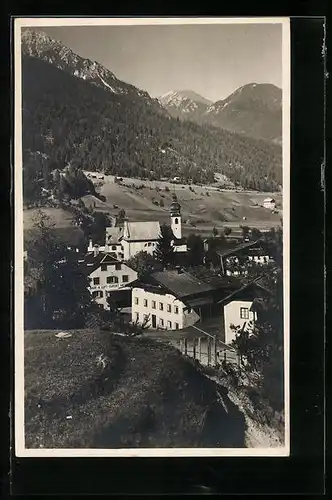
xmin=159 ymin=83 xmax=282 ymax=142
xmin=21 ymin=28 xmax=164 ymax=112
xmin=21 ymin=28 xmax=282 ymax=204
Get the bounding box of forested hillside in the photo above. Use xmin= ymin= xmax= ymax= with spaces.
xmin=22 ymin=54 xmax=282 ymax=201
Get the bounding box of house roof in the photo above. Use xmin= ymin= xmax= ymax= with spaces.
xmin=264 ymin=197 xmax=275 ymax=202
xmin=216 ymin=240 xmax=269 ymax=259
xmin=217 ymin=278 xmax=272 ymax=305
xmin=188 ymin=267 xmax=242 ymax=291
xmin=151 ymin=270 xmax=215 ymax=298
xmin=105 ymin=226 xmax=123 ymax=243
xmin=82 ymin=251 xmax=121 ymax=274
xmin=123 ymin=221 xmax=161 ymax=241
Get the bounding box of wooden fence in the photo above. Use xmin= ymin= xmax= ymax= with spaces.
xmin=177 ymin=336 xmax=239 ymax=367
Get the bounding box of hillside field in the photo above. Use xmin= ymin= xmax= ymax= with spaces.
xmin=24 ymin=329 xmax=246 ymax=448
xmin=23 ymin=177 xmax=282 ymax=241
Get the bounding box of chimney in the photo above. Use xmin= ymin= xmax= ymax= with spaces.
xmin=93 ymin=244 xmax=99 ymax=257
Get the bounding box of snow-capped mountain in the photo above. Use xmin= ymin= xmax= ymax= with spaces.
xmin=204 ymin=83 xmax=282 ymax=142
xmin=158 ymin=84 xmax=282 ymax=142
xmin=158 ymin=90 xmax=212 ymax=120
xmin=21 ymin=28 xmax=163 ymax=109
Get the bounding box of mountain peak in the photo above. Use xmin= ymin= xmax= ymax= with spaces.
xmin=21 ymin=28 xmax=160 ymax=105
xmin=159 ymin=90 xmax=212 ymax=106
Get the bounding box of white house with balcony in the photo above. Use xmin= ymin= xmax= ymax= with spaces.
xmin=82 ymin=248 xmax=137 ymax=309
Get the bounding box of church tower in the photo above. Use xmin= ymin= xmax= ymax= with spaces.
xmin=170 ymin=199 xmax=182 ymax=239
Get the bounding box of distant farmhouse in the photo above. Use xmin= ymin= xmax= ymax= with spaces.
xmin=131 ymin=268 xmax=272 ymax=344
xmin=263 ymin=197 xmax=276 ymax=210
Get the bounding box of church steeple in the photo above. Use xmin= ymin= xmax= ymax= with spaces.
xmin=170 ymin=199 xmax=182 ymax=239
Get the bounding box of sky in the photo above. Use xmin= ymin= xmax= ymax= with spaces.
xmin=37 ymin=23 xmax=282 ymax=102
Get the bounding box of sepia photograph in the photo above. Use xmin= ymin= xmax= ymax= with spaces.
xmin=14 ymin=17 xmax=290 ymax=457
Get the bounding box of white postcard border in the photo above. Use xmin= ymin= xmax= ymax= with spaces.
xmin=14 ymin=16 xmax=291 ymax=458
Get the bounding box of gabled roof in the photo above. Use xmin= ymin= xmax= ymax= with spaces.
xmin=82 ymin=252 xmax=122 ymax=274
xmin=123 ymin=221 xmax=161 ymax=241
xmin=106 ymin=226 xmax=123 ymax=243
xmin=216 ymin=239 xmax=270 ymax=259
xmin=217 ymin=278 xmax=273 ymax=305
xmin=150 ymin=270 xmax=215 ymax=299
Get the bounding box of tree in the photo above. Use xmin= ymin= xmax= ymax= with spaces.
xmin=25 ymin=210 xmax=93 ymax=329
xmin=127 ymin=251 xmax=162 ymax=279
xmin=154 ymin=223 xmax=174 ymax=267
xmin=241 ymin=225 xmax=250 ymax=240
xmin=251 ymin=227 xmax=262 ymax=241
xmin=187 ymin=234 xmax=204 ymax=267
xmin=212 ymin=226 xmax=218 ymax=237
xmin=231 ymin=270 xmax=284 ymax=411
xmin=90 ymin=211 xmax=111 ymax=245
xmin=117 ymin=208 xmax=126 ymax=225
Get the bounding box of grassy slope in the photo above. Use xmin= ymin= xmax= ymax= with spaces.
xmin=23 ymin=177 xmax=282 ymax=242
xmin=24 ymin=329 xmax=246 ymax=449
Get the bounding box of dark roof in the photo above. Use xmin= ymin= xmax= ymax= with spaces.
xmin=188 ymin=267 xmax=242 ymax=290
xmin=216 ymin=239 xmax=270 ymax=259
xmin=217 ymin=279 xmax=272 ymax=305
xmin=82 ymin=252 xmax=121 ymax=273
xmin=151 ymin=270 xmax=215 ymax=298
xmin=173 ymin=237 xmax=187 ymax=246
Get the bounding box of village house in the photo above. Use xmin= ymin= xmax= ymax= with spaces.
xmin=80 ymin=248 xmax=138 ymax=310
xmin=263 ymin=197 xmax=276 ymax=210
xmin=216 ymin=239 xmax=273 ymax=276
xmin=217 ymin=279 xmax=272 ymax=344
xmin=131 ymin=267 xmax=272 ymax=345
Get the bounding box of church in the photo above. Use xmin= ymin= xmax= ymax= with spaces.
xmin=87 ymin=200 xmax=187 ymax=261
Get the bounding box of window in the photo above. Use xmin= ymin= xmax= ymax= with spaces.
xmin=174 ymin=306 xmax=179 ymax=314
xmin=175 ymin=323 xmax=179 ymax=330
xmin=112 ymin=245 xmax=117 ymax=250
xmin=101 ymin=264 xmax=107 ymax=271
xmin=107 ymin=276 xmax=119 ymax=284
xmin=240 ymin=307 xmax=249 ymax=319
xmin=93 ymin=277 xmax=100 ymax=285
xmin=152 ymin=300 xmax=156 ymax=309
xmin=167 ymin=304 xmax=171 ymax=313
xmin=122 ymin=275 xmax=129 ymax=283
xmin=134 ymin=297 xmax=139 ymax=305
xmin=115 ymin=263 xmax=121 ymax=271
xmin=148 ymin=242 xmax=151 ymax=246
xmin=174 ymin=217 xmax=178 ymax=224
xmin=159 ymin=302 xmax=164 ymax=311
xmin=144 ymin=299 xmax=148 ymax=307
xmin=92 ymin=291 xmax=103 ymax=298
xmin=167 ymin=321 xmax=172 ymax=329
xmin=159 ymin=318 xmax=164 ymax=327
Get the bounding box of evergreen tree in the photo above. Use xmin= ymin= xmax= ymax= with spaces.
xmin=25 ymin=210 xmax=93 ymax=329
xmin=187 ymin=234 xmax=204 ymax=267
xmin=154 ymin=223 xmax=174 ymax=267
